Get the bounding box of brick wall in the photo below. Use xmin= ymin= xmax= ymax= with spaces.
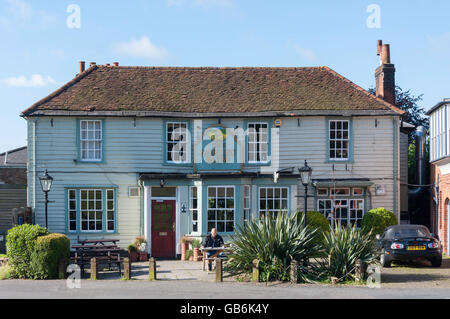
xmin=430 ymin=163 xmax=449 ymax=255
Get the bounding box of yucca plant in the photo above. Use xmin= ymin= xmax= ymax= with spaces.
xmin=227 ymin=212 xmax=322 ymax=282
xmin=318 ymin=223 xmax=380 ymax=282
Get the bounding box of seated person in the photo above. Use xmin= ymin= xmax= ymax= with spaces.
xmin=201 ymin=228 xmax=224 ymax=271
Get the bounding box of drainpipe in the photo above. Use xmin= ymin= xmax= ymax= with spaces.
xmin=408 ymin=126 xmax=428 ymax=197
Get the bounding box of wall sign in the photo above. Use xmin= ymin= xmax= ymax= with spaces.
xmin=274 ymin=118 xmax=282 ymax=127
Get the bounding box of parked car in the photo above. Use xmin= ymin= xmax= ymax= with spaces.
xmin=375 ymin=224 xmax=442 ymax=268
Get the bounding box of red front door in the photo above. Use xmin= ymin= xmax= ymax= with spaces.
xmin=151 ymin=200 xmax=176 ymax=258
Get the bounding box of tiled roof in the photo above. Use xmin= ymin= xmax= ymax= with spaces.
xmin=0 ymin=146 xmax=27 ymax=166
xmin=21 ymin=65 xmax=404 ymax=116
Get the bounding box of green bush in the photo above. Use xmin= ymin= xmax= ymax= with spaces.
xmin=0 ymin=264 xmax=13 ymax=280
xmin=6 ymin=224 xmax=48 ymax=278
xmin=29 ymin=233 xmax=70 ymax=279
xmin=127 ymin=243 xmax=137 ymax=252
xmin=318 ymin=224 xmax=380 ymax=282
xmin=297 ymin=211 xmax=330 ymax=244
xmin=361 ymin=207 xmax=397 ymax=237
xmin=227 ymin=212 xmax=321 ymax=282
xmin=191 ymin=239 xmax=201 ymax=248
xmin=185 ymin=249 xmax=193 ymax=260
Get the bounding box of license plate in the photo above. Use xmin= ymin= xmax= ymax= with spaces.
xmin=407 ymin=246 xmax=425 ymax=251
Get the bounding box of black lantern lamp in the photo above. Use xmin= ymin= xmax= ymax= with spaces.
xmin=39 ymin=169 xmax=53 ymax=228
xmin=298 ymin=160 xmax=312 ymax=227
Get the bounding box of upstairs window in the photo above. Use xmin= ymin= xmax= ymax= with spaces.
xmin=329 ymin=120 xmax=349 ymax=161
xmin=248 ymin=123 xmax=268 ymax=163
xmin=166 ymin=122 xmax=188 ymax=163
xmin=80 ymin=120 xmax=102 ymax=161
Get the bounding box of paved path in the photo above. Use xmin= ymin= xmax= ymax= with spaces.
xmin=0 ymin=279 xmax=449 ymax=299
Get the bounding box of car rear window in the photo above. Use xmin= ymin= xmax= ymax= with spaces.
xmin=386 ymin=227 xmax=430 ymax=239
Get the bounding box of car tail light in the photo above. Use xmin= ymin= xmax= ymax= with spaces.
xmin=428 ymin=242 xmax=439 ymax=249
xmin=390 ymin=243 xmax=404 ymax=249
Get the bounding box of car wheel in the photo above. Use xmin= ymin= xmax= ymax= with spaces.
xmin=380 ymin=249 xmax=391 ymax=268
xmin=430 ymin=257 xmax=442 ymax=268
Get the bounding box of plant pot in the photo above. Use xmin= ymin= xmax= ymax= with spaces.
xmin=193 ymin=248 xmax=200 ymax=261
xmin=128 ymin=251 xmax=138 ymax=262
xmin=181 ymin=241 xmax=189 ymax=260
xmin=139 ymin=251 xmax=148 ymax=262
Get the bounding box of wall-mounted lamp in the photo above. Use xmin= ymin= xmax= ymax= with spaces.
xmin=160 ymin=178 xmax=165 ymax=188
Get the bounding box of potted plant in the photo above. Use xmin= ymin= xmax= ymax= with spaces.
xmin=186 ymin=249 xmax=193 ymax=261
xmin=127 ymin=243 xmax=138 ymax=262
xmin=134 ymin=236 xmax=148 ymax=261
xmin=180 ymin=236 xmax=191 ymax=260
xmin=192 ymin=239 xmax=201 ymax=261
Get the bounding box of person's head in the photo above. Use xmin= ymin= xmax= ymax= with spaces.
xmin=211 ymin=228 xmax=217 ymax=237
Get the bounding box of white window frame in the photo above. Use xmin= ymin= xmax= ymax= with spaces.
xmin=166 ymin=121 xmax=189 ymax=164
xmin=258 ymin=187 xmax=289 ymax=219
xmin=329 ymin=120 xmax=349 ymax=161
xmin=106 ymin=189 xmax=115 ymax=232
xmin=207 ymin=186 xmax=235 ymax=233
xmin=247 ymin=122 xmax=269 ymax=164
xmin=243 ymin=185 xmax=251 ymax=227
xmin=80 ymin=189 xmax=104 ymax=232
xmin=80 ymin=120 xmax=102 ymax=162
xmin=330 ymin=187 xmax=350 ymax=196
xmin=190 ymin=186 xmax=199 ymax=234
xmin=68 ymin=189 xmax=77 ymax=232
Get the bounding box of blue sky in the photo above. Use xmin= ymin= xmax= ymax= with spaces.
xmin=1 ymin=0 xmax=449 ymax=151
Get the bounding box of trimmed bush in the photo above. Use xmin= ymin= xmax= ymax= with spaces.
xmin=361 ymin=207 xmax=397 ymax=237
xmin=6 ymin=224 xmax=48 ymax=278
xmin=29 ymin=233 xmax=70 ymax=279
xmin=0 ymin=264 xmax=13 ymax=280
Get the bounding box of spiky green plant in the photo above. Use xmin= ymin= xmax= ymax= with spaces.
xmin=318 ymin=223 xmax=380 ymax=282
xmin=227 ymin=212 xmax=322 ymax=282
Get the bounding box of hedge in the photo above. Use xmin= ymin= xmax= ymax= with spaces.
xmin=361 ymin=207 xmax=397 ymax=237
xmin=30 ymin=233 xmax=70 ymax=279
xmin=6 ymin=224 xmax=48 ymax=278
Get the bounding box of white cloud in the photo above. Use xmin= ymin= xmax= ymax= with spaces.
xmin=0 ymin=0 xmax=55 ymax=28
xmin=114 ymin=36 xmax=168 ymax=60
xmin=3 ymin=74 xmax=57 ymax=87
xmin=294 ymin=45 xmax=318 ymax=63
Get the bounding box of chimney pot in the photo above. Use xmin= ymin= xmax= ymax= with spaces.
xmin=375 ymin=40 xmax=395 ymax=105
xmin=90 ymin=62 xmax=96 ymax=67
xmin=113 ymin=62 xmax=119 ymax=67
xmin=79 ymin=61 xmax=85 ymax=73
xmin=105 ymin=63 xmax=110 ymax=67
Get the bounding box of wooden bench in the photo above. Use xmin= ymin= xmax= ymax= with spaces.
xmin=201 ymin=246 xmax=231 ymax=271
xmin=71 ymin=239 xmax=123 ymax=275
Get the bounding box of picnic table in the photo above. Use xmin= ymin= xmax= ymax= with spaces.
xmin=71 ymin=238 xmax=123 ymax=275
xmin=200 ymin=246 xmax=232 ymax=271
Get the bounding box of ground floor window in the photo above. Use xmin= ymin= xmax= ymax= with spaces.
xmin=190 ymin=186 xmax=198 ymax=233
xmin=317 ymin=187 xmax=365 ymax=228
xmin=67 ymin=188 xmax=116 ymax=232
xmin=243 ymin=185 xmax=251 ymax=227
xmin=259 ymin=187 xmax=288 ymax=219
xmin=207 ymin=186 xmax=235 ymax=232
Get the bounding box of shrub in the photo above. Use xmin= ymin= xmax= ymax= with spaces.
xmin=29 ymin=233 xmax=70 ymax=279
xmin=318 ymin=224 xmax=379 ymax=282
xmin=297 ymin=211 xmax=330 ymax=245
xmin=361 ymin=207 xmax=397 ymax=237
xmin=6 ymin=224 xmax=48 ymax=278
xmin=0 ymin=264 xmax=13 ymax=280
xmin=227 ymin=212 xmax=322 ymax=282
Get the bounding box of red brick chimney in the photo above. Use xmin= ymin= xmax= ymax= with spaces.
xmin=375 ymin=40 xmax=396 ymax=105
xmin=79 ymin=61 xmax=85 ymax=73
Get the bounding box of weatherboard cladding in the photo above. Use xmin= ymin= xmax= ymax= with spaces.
xmin=22 ymin=65 xmax=403 ymax=117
